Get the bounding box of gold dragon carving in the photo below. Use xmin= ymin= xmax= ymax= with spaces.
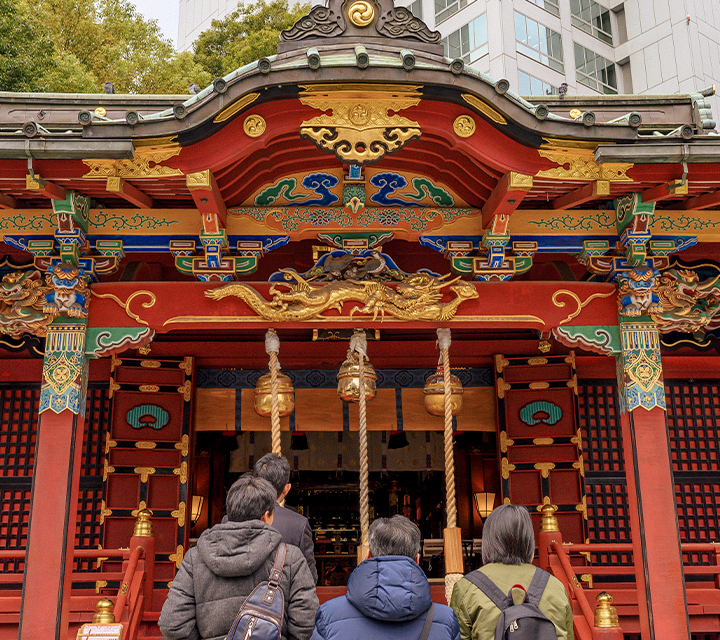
xmin=205 ymin=271 xmax=479 ymax=322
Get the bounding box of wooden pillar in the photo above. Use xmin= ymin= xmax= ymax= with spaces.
xmin=616 ymin=319 xmax=690 ymax=640
xmin=19 ymin=320 xmax=89 ymax=640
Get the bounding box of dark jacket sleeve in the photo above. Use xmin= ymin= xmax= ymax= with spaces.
xmin=285 ymin=546 xmax=320 ymax=640
xmin=299 ymin=518 xmax=318 ymax=583
xmin=158 ymin=550 xmax=201 ymax=640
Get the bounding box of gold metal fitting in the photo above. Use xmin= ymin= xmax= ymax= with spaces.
xmin=539 ymin=504 xmax=560 ymax=533
xmin=133 ymin=508 xmax=154 ymax=538
xmin=254 ymin=371 xmax=295 ymax=417
xmin=423 ymin=367 xmax=464 ymax=416
xmin=92 ymin=597 xmax=116 ymax=624
xmin=337 ymin=351 xmax=377 ymax=402
xmin=594 ymin=592 xmax=620 ymax=628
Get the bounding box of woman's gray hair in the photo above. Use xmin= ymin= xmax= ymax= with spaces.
xmin=481 ymin=504 xmax=535 ymax=565
xmin=226 ymin=475 xmax=277 ymax=522
xmin=368 ymin=515 xmax=421 ymax=558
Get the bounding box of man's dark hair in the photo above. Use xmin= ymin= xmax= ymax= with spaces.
xmin=368 ymin=515 xmax=421 ymax=558
xmin=481 ymin=503 xmax=535 ymax=565
xmin=226 ymin=474 xmax=277 ymax=522
xmin=254 ymin=452 xmax=291 ymax=498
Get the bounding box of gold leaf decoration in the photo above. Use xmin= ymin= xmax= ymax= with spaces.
xmin=461 ymin=94 xmax=507 ymax=125
xmin=298 ymin=84 xmax=422 ymax=165
xmin=83 ymin=146 xmax=183 ymax=178
xmin=536 ymin=148 xmax=633 ymax=182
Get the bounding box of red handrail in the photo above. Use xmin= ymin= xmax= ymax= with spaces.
xmin=113 ymin=545 xmax=144 ymax=621
xmin=549 ymin=541 xmax=596 ymax=626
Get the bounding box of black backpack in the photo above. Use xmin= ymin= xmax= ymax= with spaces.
xmin=464 ymin=567 xmax=558 ymax=640
xmin=226 ymin=542 xmax=287 ymax=640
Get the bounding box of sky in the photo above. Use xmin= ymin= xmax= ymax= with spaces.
xmin=129 ymin=0 xmax=180 ymax=47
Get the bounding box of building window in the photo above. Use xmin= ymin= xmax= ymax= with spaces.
xmin=442 ymin=14 xmax=488 ymax=62
xmin=407 ymin=0 xmax=422 ymax=19
xmin=570 ymin=0 xmax=612 ymax=44
xmin=526 ymin=0 xmax=559 ymax=17
xmin=515 ymin=12 xmax=564 ymax=73
xmin=435 ymin=0 xmax=469 ymax=25
xmin=518 ymin=70 xmax=558 ymax=96
xmin=574 ymin=42 xmax=617 ymax=93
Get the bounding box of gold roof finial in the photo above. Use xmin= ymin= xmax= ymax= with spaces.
xmin=133 ymin=508 xmax=154 ymax=538
xmin=92 ymin=598 xmax=116 ymax=624
xmin=539 ymin=504 xmax=560 ymax=533
xmin=594 ymin=592 xmax=620 ymax=628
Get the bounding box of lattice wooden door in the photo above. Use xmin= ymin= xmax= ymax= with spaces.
xmin=101 ymin=355 xmax=194 ymax=609
xmin=495 ymin=353 xmax=586 ymax=543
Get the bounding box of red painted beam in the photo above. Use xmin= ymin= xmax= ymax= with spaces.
xmin=553 ymin=180 xmax=610 ymax=210
xmin=0 ymin=192 xmax=17 ymax=209
xmin=106 ymin=177 xmax=154 ymax=209
xmin=186 ymin=170 xmax=227 ymax=227
xmin=481 ymin=172 xmax=533 ymax=228
xmin=640 ymin=179 xmax=688 ymax=203
xmin=88 ymin=280 xmax=618 ymax=334
xmin=682 ymin=189 xmax=720 ymax=210
xmin=25 ymin=174 xmax=67 ymax=201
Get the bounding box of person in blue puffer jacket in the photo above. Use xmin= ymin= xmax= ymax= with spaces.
xmin=310 ymin=515 xmax=460 ymax=640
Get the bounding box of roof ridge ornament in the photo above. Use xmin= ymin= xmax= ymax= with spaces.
xmin=280 ymin=0 xmax=440 ymax=47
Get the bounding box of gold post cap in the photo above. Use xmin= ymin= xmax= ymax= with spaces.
xmin=594 ymin=592 xmax=620 ymax=628
xmin=539 ymin=504 xmax=560 ymax=533
xmin=133 ymin=508 xmax=154 ymax=537
xmin=92 ymin=597 xmax=116 ymax=624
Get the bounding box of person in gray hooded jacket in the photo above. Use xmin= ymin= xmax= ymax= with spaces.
xmin=159 ymin=474 xmax=319 ymax=640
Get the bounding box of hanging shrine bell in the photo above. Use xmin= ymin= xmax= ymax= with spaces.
xmin=423 ymin=366 xmax=463 ymax=416
xmin=337 ymin=349 xmax=377 ymax=402
xmin=254 ymin=371 xmax=295 ymax=417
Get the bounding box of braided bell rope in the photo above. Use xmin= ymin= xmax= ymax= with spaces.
xmin=445 ymin=573 xmax=463 ymax=604
xmin=351 ymin=330 xmax=370 ymax=548
xmin=265 ymin=329 xmax=282 ymax=455
xmin=438 ymin=330 xmax=457 ymax=529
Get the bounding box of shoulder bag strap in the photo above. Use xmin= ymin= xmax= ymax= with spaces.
xmin=463 ymin=571 xmax=510 ymax=610
xmin=418 ymin=603 xmax=435 ymax=640
xmin=524 ymin=567 xmax=551 ymax=606
xmin=261 ymin=542 xmax=287 ymax=607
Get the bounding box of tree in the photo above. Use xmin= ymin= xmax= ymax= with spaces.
xmin=0 ymin=0 xmax=57 ymax=92
xmin=194 ymin=0 xmax=310 ymax=79
xmin=24 ymin=0 xmax=211 ymax=94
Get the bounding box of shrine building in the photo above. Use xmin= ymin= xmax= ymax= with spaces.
xmin=1 ymin=1 xmax=720 ymax=639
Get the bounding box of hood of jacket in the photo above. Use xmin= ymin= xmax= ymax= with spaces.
xmin=195 ymin=520 xmax=282 ymax=578
xmin=346 ymin=556 xmax=432 ymax=622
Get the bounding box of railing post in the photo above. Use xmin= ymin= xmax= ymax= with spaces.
xmin=93 ymin=598 xmax=116 ymax=624
xmin=130 ymin=508 xmax=155 ymax=611
xmin=592 ymin=592 xmax=624 ymax=640
xmin=538 ymin=504 xmax=562 ymax=571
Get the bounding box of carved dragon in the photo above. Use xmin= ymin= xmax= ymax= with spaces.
xmin=0 ymin=270 xmax=53 ymax=337
xmin=654 ymin=268 xmax=720 ymax=334
xmin=205 ymin=271 xmax=478 ymax=322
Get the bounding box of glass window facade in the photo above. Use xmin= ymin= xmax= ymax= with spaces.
xmin=527 ymin=0 xmax=560 ymax=17
xmin=435 ymin=0 xmax=469 ymax=24
xmin=442 ymin=14 xmax=488 ymax=62
xmin=518 ymin=70 xmax=558 ymax=96
xmin=407 ymin=0 xmax=422 ymax=19
xmin=574 ymin=42 xmax=617 ymax=93
xmin=515 ymin=12 xmax=564 ymax=73
xmin=571 ymin=0 xmax=612 ymax=44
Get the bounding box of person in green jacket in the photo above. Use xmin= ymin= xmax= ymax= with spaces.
xmin=450 ymin=504 xmax=574 ymax=640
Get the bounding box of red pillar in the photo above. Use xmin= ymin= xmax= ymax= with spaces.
xmin=19 ymin=320 xmax=89 ymax=640
xmin=617 ymin=320 xmax=690 ymax=640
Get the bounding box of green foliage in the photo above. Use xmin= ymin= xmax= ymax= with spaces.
xmin=0 ymin=0 xmax=210 ymax=94
xmin=0 ymin=0 xmax=57 ymax=91
xmin=194 ymin=0 xmax=310 ymax=78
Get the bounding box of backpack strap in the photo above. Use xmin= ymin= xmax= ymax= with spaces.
xmin=463 ymin=571 xmax=511 ymax=610
xmin=524 ymin=567 xmax=551 ymax=607
xmin=418 ymin=603 xmax=435 ymax=640
xmin=261 ymin=542 xmax=287 ymax=606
